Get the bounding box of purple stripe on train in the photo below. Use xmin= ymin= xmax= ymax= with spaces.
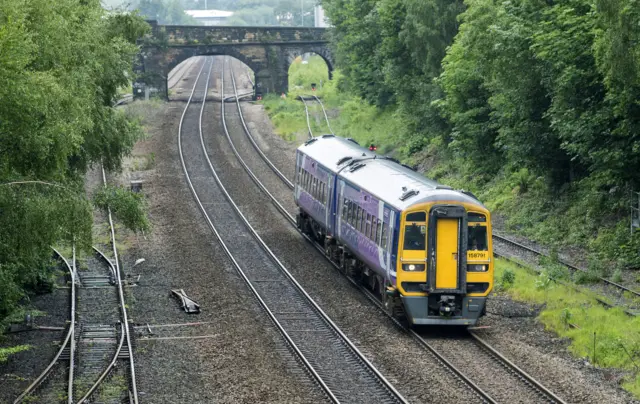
xmin=298 ymin=190 xmax=326 ymax=225
xmin=340 ymin=222 xmax=387 ymax=278
xmin=341 ymin=181 xmax=380 ymax=218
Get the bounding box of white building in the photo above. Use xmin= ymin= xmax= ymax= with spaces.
xmin=185 ymin=9 xmax=233 ymax=26
xmin=314 ymin=5 xmax=329 ymax=28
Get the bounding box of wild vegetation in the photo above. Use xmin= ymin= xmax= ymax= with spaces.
xmin=494 ymin=259 xmax=640 ymax=396
xmin=0 ymin=0 xmax=149 ymax=351
xmin=318 ymin=0 xmax=640 ymax=273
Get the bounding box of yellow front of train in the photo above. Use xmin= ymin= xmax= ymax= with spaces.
xmin=395 ymin=200 xmax=493 ymax=326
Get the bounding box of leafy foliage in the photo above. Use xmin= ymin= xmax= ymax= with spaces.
xmin=0 ymin=0 xmax=149 ymax=322
xmin=94 ymin=186 xmax=150 ymax=233
xmin=322 ymin=0 xmax=640 ymax=269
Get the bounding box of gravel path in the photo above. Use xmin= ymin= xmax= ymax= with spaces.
xmin=216 ymin=57 xmax=637 ymax=403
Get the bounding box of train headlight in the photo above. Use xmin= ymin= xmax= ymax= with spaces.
xmin=467 ymin=264 xmax=488 ymax=272
xmin=402 ymin=263 xmax=425 ymax=272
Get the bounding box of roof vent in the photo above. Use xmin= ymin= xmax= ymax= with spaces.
xmin=349 ymin=163 xmax=366 ymax=173
xmin=322 ymin=134 xmax=335 ymax=138
xmin=346 ymin=138 xmax=360 ymax=145
xmin=337 ymin=156 xmax=353 ymax=165
xmin=399 ymin=189 xmax=419 ymax=201
xmin=304 ymin=138 xmax=317 ymax=146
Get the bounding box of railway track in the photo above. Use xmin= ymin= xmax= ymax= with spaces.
xmin=178 ymin=56 xmax=407 ymax=403
xmin=222 ymin=58 xmax=567 ymax=403
xmin=14 ymin=197 xmax=137 ymax=404
xmin=299 ymin=95 xmax=334 ymax=137
xmin=493 ymin=234 xmax=640 ymax=300
xmin=13 ymin=249 xmax=76 ymax=403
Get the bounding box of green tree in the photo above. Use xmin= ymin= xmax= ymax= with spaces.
xmin=0 ymin=0 xmax=149 ymax=322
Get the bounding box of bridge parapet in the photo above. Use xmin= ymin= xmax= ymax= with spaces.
xmin=144 ymin=21 xmax=328 ymax=46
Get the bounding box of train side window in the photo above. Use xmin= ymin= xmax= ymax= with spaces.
xmin=381 ymin=224 xmax=388 ymax=250
xmin=371 ymin=216 xmax=376 ymax=241
xmin=375 ymin=219 xmax=381 ymax=245
xmin=312 ymin=177 xmax=317 ymax=198
xmin=342 ymin=198 xmax=347 ymax=220
xmin=365 ymin=213 xmax=372 ymax=238
xmin=350 ymin=203 xmax=356 ymax=227
xmin=322 ymin=182 xmax=326 ymax=204
xmin=373 ymin=218 xmax=380 ymax=245
xmin=356 ymin=207 xmax=362 ymax=232
xmin=303 ymin=171 xmax=308 ymax=190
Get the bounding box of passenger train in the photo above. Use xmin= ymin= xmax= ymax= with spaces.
xmin=294 ymin=135 xmax=493 ymax=326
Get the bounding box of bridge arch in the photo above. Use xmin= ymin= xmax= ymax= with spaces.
xmin=135 ymin=22 xmax=333 ymax=99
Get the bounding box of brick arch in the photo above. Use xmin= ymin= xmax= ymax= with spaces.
xmin=134 ymin=22 xmax=330 ymax=99
xmin=163 ymin=46 xmax=260 ymax=80
xmin=284 ymin=45 xmax=335 ymax=79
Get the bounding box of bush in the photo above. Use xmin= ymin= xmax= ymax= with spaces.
xmin=500 ymin=268 xmax=516 ymax=289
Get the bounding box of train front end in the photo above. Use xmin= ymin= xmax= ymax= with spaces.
xmin=393 ymin=201 xmax=493 ymax=326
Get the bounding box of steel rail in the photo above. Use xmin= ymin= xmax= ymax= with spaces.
xmin=76 ymin=246 xmax=127 ymax=403
xmin=224 ymin=62 xmax=570 ymax=404
xmin=67 ymin=246 xmax=77 ymax=404
xmin=228 ymin=60 xmax=294 ymax=189
xmin=312 ymin=95 xmax=335 ymax=135
xmin=468 ymin=332 xmax=568 ymax=403
xmin=13 ymin=248 xmax=76 ymax=404
xmin=97 ymin=166 xmax=138 ymax=404
xmin=179 ymin=57 xmax=338 ymax=403
xmin=493 ymin=234 xmax=640 ymax=298
xmin=298 ymin=96 xmax=314 ymax=139
xmin=210 ymin=57 xmax=407 ymax=403
xmin=77 ymin=322 xmax=126 ymax=403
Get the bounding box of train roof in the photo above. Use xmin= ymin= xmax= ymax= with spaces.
xmin=297 ymin=135 xmax=487 ymax=212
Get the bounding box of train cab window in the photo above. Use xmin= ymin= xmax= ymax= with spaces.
xmin=468 ymin=224 xmax=488 ymax=251
xmin=403 ymin=223 xmax=426 ymax=250
xmin=406 ymin=212 xmax=426 ymax=222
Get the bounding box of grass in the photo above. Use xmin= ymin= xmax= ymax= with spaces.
xmin=495 ymin=258 xmax=640 ymax=397
xmin=264 ymin=57 xmax=410 ymax=157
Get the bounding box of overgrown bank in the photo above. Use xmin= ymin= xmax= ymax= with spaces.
xmin=263 ymin=56 xmax=640 ymax=397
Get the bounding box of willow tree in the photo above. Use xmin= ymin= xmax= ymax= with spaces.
xmin=0 ymin=0 xmax=150 ymax=324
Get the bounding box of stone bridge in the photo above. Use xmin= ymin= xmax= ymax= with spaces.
xmin=134 ymin=21 xmax=333 ymax=99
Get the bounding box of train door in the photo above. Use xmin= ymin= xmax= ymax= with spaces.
xmin=426 ymin=205 xmax=467 ymax=294
xmin=435 ymin=218 xmax=459 ymax=289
